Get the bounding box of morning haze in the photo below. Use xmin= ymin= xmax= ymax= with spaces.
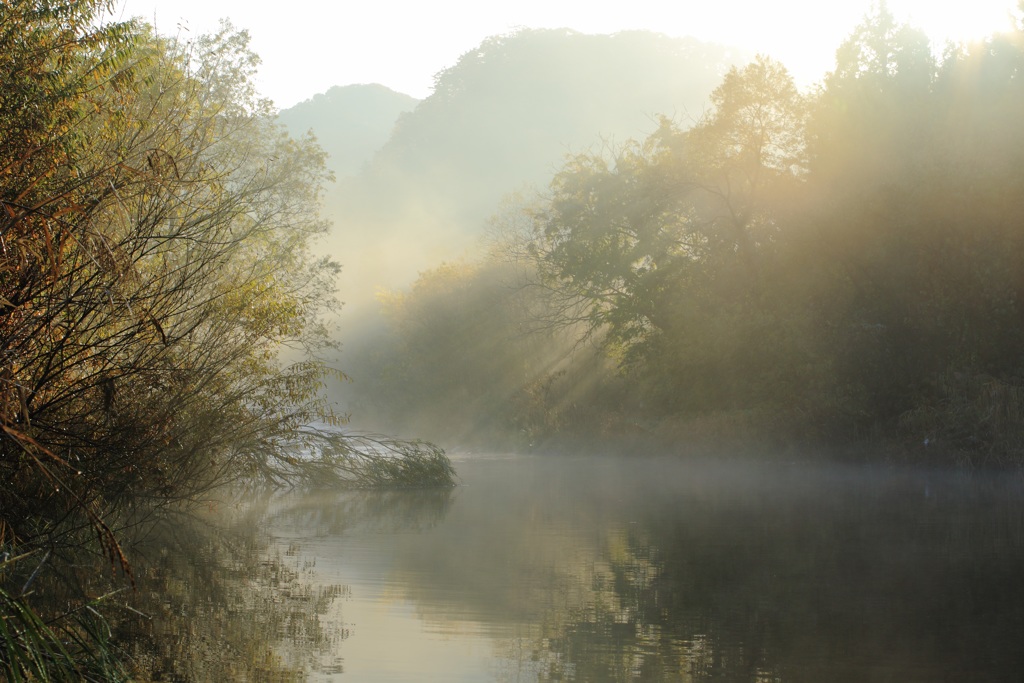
xmin=5 ymin=0 xmax=1024 ymax=680
xmin=295 ymin=6 xmax=1024 ymax=460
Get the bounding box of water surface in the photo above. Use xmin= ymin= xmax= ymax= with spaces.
xmin=143 ymin=453 xmax=1024 ymax=681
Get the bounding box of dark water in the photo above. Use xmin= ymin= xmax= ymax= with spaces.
xmin=138 ymin=453 xmax=1024 ymax=681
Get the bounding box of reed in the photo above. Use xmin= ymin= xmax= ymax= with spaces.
xmin=0 ymin=551 xmax=129 ymax=682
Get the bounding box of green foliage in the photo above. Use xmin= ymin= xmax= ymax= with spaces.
xmin=809 ymin=1 xmax=936 ymax=184
xmin=0 ymin=551 xmax=128 ymax=682
xmin=525 ymin=57 xmax=808 ymax=409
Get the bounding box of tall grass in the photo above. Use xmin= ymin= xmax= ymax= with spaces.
xmin=0 ymin=551 xmax=129 ymax=682
xmin=899 ymin=371 xmax=1024 ymax=465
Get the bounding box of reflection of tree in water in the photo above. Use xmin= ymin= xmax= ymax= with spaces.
xmin=342 ymin=457 xmax=1024 ymax=682
xmin=263 ymin=488 xmax=456 ymax=537
xmin=117 ymin=488 xmax=454 ymax=679
xmin=121 ymin=505 xmax=350 ymax=681
xmin=117 ymin=461 xmax=1024 ymax=682
xmin=510 ymin=472 xmax=1024 ymax=683
xmin=518 ymin=523 xmax=778 ymax=683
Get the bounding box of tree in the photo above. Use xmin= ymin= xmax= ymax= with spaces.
xmin=0 ymin=4 xmax=453 ymax=676
xmin=808 ymin=1 xmax=935 ymax=182
xmin=684 ymin=55 xmax=807 ymax=278
xmin=0 ymin=0 xmax=450 ymax=565
xmin=525 ymin=57 xmax=806 ymax=394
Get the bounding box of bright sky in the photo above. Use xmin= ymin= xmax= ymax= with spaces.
xmin=113 ymin=0 xmax=1020 ymax=109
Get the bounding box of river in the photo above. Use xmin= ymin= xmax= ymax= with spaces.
xmin=132 ymin=452 xmax=1024 ymax=681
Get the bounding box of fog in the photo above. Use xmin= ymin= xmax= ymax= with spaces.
xmin=235 ymin=453 xmax=1024 ymax=680
xmin=277 ymin=8 xmax=1024 ymax=465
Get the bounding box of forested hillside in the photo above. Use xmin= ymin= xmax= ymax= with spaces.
xmin=353 ymin=5 xmax=1024 ymax=463
xmin=354 ymin=29 xmax=742 ymax=230
xmin=315 ymin=29 xmax=745 ymax=317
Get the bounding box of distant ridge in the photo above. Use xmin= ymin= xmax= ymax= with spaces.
xmin=277 ymin=84 xmax=419 ymax=175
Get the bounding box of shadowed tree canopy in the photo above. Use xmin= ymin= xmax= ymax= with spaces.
xmin=527 ymin=57 xmax=806 ymax=369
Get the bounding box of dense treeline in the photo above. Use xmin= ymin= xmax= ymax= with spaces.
xmin=357 ymin=4 xmax=1024 ymax=462
xmin=0 ymin=1 xmax=450 ymax=678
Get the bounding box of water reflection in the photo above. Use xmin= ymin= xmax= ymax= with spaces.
xmin=124 ymin=503 xmax=350 ymax=681
xmin=266 ymin=488 xmax=455 ymax=537
xmin=132 ymin=455 xmax=1024 ymax=681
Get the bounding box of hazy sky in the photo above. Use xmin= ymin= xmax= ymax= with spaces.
xmin=114 ymin=0 xmax=1020 ymax=109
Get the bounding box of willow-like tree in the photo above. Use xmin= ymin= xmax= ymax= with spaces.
xmin=1 ymin=2 xmax=452 ymax=676
xmin=0 ymin=0 xmax=450 ymax=584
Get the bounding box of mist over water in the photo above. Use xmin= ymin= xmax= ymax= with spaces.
xmin=177 ymin=453 xmax=1024 ymax=682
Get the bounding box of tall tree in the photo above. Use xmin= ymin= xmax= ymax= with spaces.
xmin=526 ymin=58 xmax=806 ymax=376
